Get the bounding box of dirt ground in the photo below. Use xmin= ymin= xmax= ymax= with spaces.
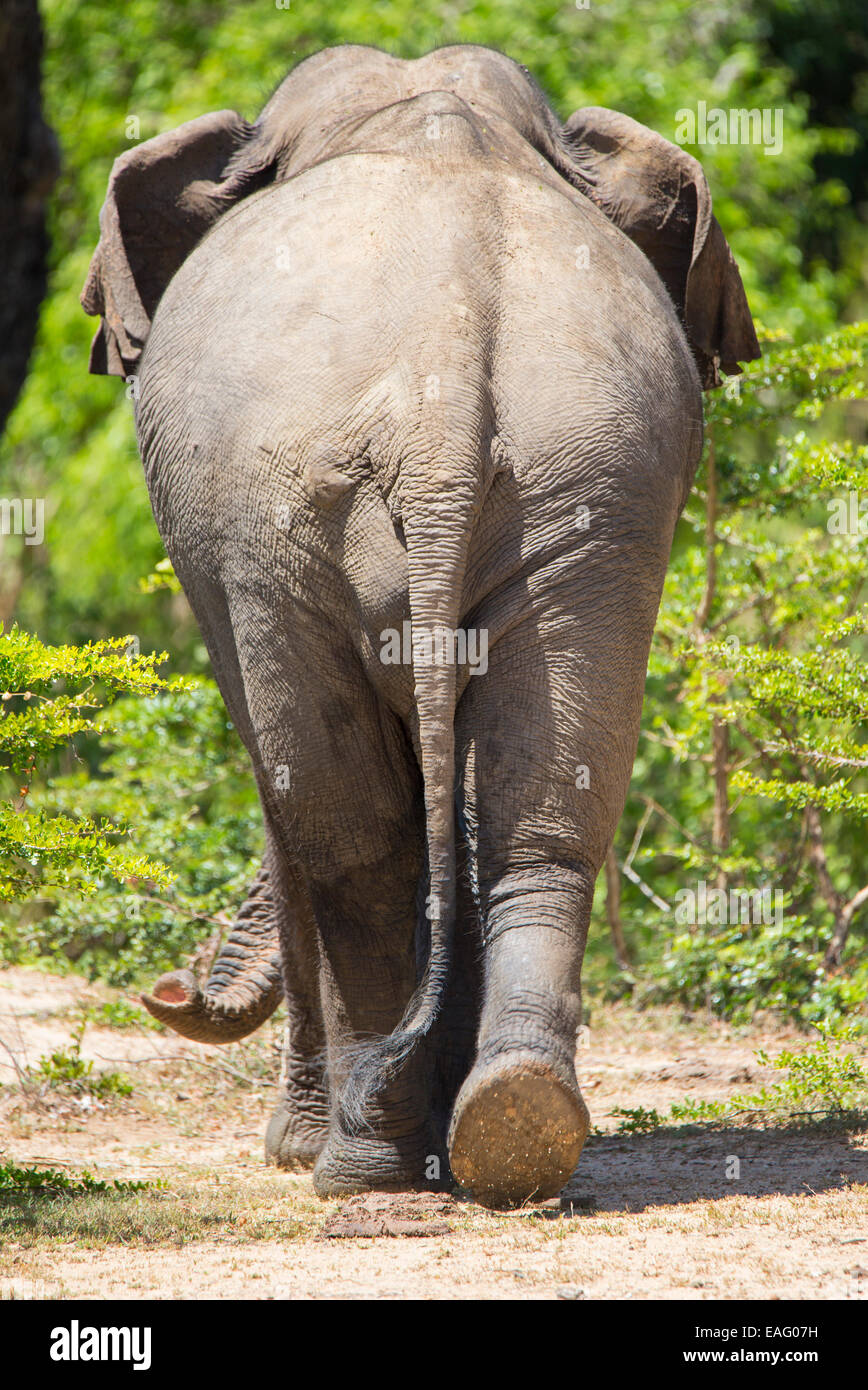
xmin=1 ymin=965 xmax=866 ymax=1300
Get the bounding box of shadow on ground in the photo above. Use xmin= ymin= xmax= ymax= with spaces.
xmin=561 ymin=1123 xmax=868 ymax=1213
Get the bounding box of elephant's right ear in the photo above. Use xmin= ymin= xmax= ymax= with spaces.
xmin=81 ymin=110 xmax=267 ymax=376
xmin=561 ymin=107 xmax=760 ymax=388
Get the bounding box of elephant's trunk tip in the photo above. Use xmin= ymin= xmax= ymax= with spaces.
xmin=146 ymin=968 xmax=199 ymax=1007
xmin=140 ymin=968 xmax=268 ymax=1043
xmin=140 ymin=968 xmax=204 ymax=1032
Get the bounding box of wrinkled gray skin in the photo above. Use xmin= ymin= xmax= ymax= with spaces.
xmin=83 ymin=45 xmax=759 ymax=1207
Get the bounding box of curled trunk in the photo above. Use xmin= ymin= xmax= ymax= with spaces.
xmin=141 ymin=866 xmax=282 ymax=1042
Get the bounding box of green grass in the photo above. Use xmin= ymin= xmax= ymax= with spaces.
xmin=28 ymin=1018 xmax=133 ymax=1098
xmin=0 ymin=1162 xmax=149 ymax=1194
xmin=85 ymin=998 xmax=165 ymax=1032
xmin=0 ymin=1173 xmax=313 ymax=1248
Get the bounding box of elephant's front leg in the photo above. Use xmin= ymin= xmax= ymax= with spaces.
xmin=265 ymin=861 xmax=331 ymax=1169
xmin=140 ymin=854 xmax=330 ymax=1167
xmin=266 ymin=1038 xmax=330 ymax=1170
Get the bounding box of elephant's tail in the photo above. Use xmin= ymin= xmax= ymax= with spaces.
xmin=340 ymin=427 xmax=484 ymax=1132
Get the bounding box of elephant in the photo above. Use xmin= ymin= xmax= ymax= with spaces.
xmin=82 ymin=44 xmax=759 ymax=1207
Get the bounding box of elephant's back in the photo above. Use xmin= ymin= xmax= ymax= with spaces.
xmin=141 ymin=152 xmax=503 ymax=423
xmin=138 ymin=147 xmax=700 ymax=553
xmin=144 ymin=145 xmax=695 ymax=415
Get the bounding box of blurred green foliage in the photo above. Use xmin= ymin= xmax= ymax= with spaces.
xmin=0 ymin=626 xmax=182 ymax=900
xmin=593 ymin=325 xmax=868 ymax=1023
xmin=1 ymin=673 xmax=261 ymax=983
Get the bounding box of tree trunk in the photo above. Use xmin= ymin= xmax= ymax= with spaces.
xmin=605 ymin=846 xmax=631 ymax=970
xmin=0 ymin=0 xmax=58 ymax=434
xmin=712 ymin=716 xmax=730 ymax=891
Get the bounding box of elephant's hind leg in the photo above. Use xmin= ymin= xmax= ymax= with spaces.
xmin=301 ymin=841 xmax=450 ymax=1197
xmin=234 ymin=605 xmax=445 ymax=1196
xmin=156 ymin=575 xmax=331 ymax=1170
xmin=449 ymin=607 xmax=641 ymax=1206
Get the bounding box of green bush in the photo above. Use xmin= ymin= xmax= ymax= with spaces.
xmin=646 ymin=917 xmax=868 ymax=1025
xmin=2 ymin=674 xmax=261 ymax=986
xmin=0 ymin=626 xmax=180 ymax=901
xmin=593 ymin=325 xmax=868 ymax=1025
xmin=30 ymin=1018 xmax=132 ymax=1099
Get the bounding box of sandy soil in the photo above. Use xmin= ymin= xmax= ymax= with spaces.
xmin=1 ymin=965 xmax=866 ymax=1300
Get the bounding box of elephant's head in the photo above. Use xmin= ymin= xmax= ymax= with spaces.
xmin=83 ymin=44 xmax=758 ymax=387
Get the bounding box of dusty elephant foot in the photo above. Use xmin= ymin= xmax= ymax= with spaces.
xmin=312 ymin=1127 xmax=450 ymax=1198
xmin=265 ymin=1057 xmax=329 ymax=1169
xmin=265 ymin=1095 xmax=329 ymax=1169
xmin=447 ymin=1053 xmax=589 ymax=1209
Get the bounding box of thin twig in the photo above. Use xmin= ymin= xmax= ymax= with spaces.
xmin=621 ymin=862 xmax=670 ymax=913
xmin=624 ymin=803 xmax=655 ymax=871
xmin=637 ymin=794 xmax=705 ymax=849
xmin=92 ymin=1052 xmax=276 ymax=1088
xmin=134 ymin=895 xmax=233 ymax=930
xmin=0 ymin=1034 xmax=42 ymax=1104
xmin=764 ymin=743 xmax=868 ymax=771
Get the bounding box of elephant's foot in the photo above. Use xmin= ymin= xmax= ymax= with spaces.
xmin=265 ymin=1058 xmax=330 ymax=1169
xmin=265 ymin=1096 xmax=329 ymax=1169
xmin=312 ymin=1126 xmax=450 ymax=1197
xmin=447 ymin=1052 xmax=589 ymax=1209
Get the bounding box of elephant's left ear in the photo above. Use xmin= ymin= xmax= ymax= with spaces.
xmin=81 ymin=110 xmax=264 ymax=376
xmin=562 ymin=106 xmax=760 ymax=388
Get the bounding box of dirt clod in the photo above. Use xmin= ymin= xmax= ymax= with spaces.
xmin=321 ymin=1192 xmax=457 ymax=1238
